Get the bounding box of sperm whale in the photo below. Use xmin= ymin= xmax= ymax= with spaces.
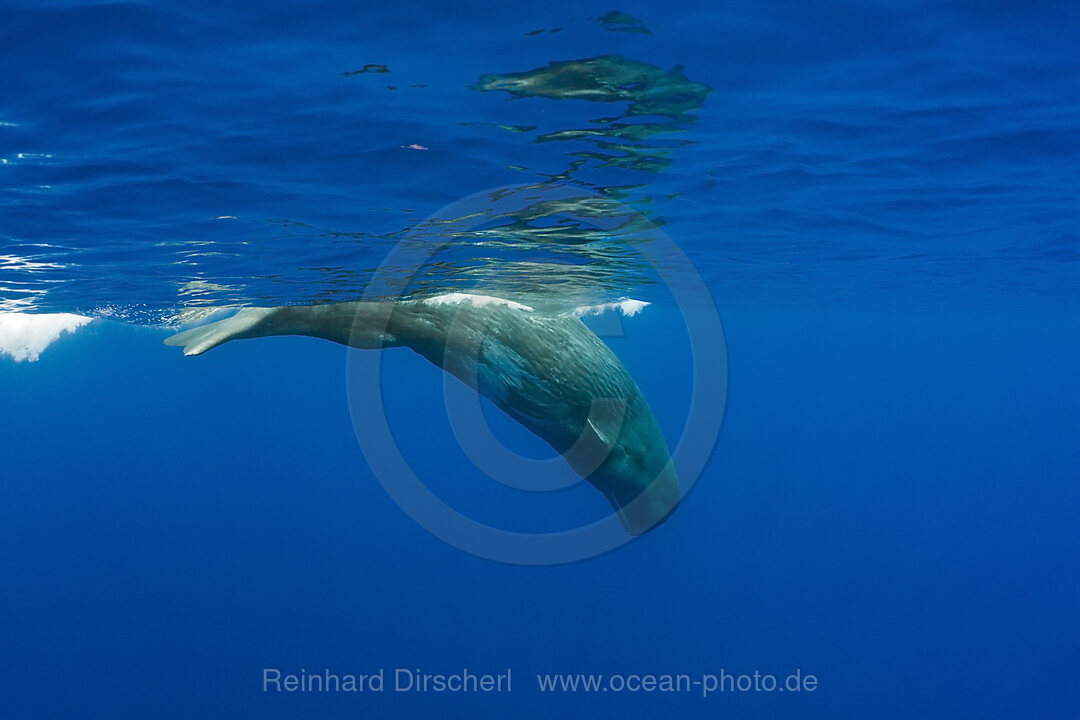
xmin=165 ymin=294 xmax=679 ymax=535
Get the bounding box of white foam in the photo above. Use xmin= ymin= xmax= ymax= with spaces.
xmin=573 ymin=298 xmax=650 ymax=318
xmin=0 ymin=312 xmax=92 ymax=362
xmin=423 ymin=293 xmax=534 ymax=312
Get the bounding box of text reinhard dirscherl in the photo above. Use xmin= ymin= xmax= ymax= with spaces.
xmin=263 ymin=668 xmax=512 ymax=694
xmin=262 ymin=668 xmax=819 ymax=698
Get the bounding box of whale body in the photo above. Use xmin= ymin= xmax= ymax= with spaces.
xmin=165 ymin=294 xmax=679 ymax=535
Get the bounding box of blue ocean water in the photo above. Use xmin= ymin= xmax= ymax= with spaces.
xmin=2 ymin=1 xmax=1079 ymax=718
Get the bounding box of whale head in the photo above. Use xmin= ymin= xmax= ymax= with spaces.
xmin=597 ymin=450 xmax=681 ymax=536
xmin=564 ymin=398 xmax=681 ymax=536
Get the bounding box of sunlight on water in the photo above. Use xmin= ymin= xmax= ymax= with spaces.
xmin=0 ymin=4 xmax=1077 ymax=320
xmin=2 ymin=50 xmax=715 ymax=321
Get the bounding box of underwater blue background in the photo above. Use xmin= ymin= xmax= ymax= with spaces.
xmin=2 ymin=0 xmax=1080 ymax=718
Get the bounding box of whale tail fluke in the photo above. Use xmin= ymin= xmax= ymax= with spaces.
xmin=164 ymin=307 xmax=275 ymax=356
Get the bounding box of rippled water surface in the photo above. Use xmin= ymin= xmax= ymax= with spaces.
xmin=2 ymin=0 xmax=1077 ymax=319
